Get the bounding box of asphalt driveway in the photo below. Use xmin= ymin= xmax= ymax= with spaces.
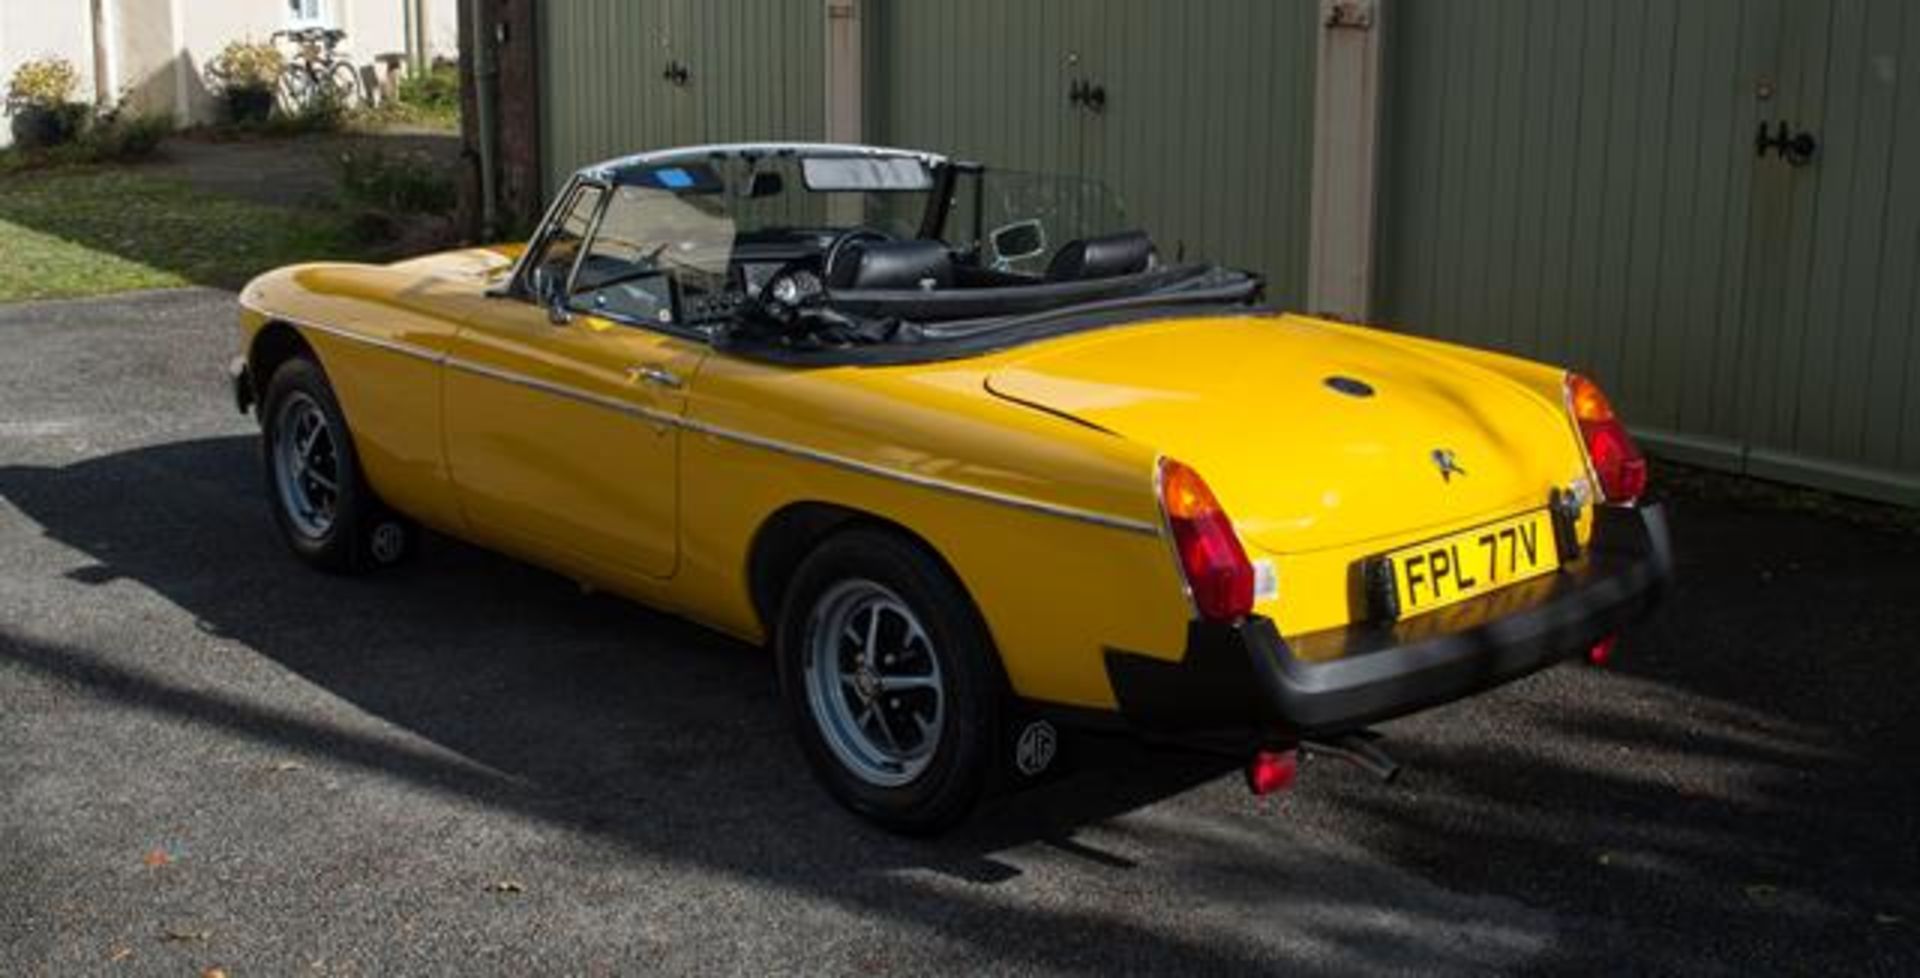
xmin=2 ymin=288 xmax=1915 ymax=975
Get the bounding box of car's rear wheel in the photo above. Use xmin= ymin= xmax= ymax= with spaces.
xmin=260 ymin=355 xmax=416 ymax=573
xmin=776 ymin=527 xmax=1001 ymax=834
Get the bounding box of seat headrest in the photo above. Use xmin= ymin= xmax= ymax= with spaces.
xmin=1046 ymin=230 xmax=1156 ymax=281
xmin=832 ymin=239 xmax=955 ymax=291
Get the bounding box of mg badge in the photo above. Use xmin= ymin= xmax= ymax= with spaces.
xmin=1431 ymin=448 xmax=1467 ymax=483
xmin=1014 ymin=720 xmax=1058 ymax=777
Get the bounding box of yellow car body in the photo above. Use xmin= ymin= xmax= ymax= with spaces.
xmin=231 ymin=144 xmax=1671 ymax=827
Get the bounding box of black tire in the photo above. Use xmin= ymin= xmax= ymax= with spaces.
xmin=259 ymin=355 xmax=416 ymax=573
xmin=776 ymin=527 xmax=1003 ymax=834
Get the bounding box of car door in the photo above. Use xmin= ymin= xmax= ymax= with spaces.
xmin=442 ymin=182 xmax=707 ymax=581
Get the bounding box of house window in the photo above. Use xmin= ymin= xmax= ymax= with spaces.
xmin=287 ymin=0 xmax=328 ymax=25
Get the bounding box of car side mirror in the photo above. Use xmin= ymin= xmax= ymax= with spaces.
xmin=989 ymin=219 xmax=1046 ymax=265
xmin=531 ymin=264 xmax=572 ymax=324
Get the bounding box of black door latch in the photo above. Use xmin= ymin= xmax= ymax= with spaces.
xmin=1755 ymin=120 xmax=1817 ymax=166
xmin=1068 ymin=78 xmax=1107 ymax=113
xmin=662 ymin=61 xmax=690 ymax=87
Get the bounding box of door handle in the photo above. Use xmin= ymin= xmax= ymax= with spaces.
xmin=1756 ymin=120 xmax=1818 ymax=166
xmin=1068 ymin=78 xmax=1107 ymax=113
xmin=627 ymin=364 xmax=683 ymax=389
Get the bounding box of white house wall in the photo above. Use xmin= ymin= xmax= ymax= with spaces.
xmin=2 ymin=0 xmax=459 ymax=145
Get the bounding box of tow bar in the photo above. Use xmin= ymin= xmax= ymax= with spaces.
xmin=1241 ymin=730 xmax=1401 ymax=795
xmin=1303 ymin=730 xmax=1401 ymax=783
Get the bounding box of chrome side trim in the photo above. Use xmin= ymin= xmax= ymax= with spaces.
xmin=244 ymin=299 xmax=1158 ymax=537
xmin=242 ymin=301 xmax=444 ymax=365
xmin=681 ymin=418 xmax=1161 ymax=536
xmin=441 ymin=354 xmax=681 ymax=427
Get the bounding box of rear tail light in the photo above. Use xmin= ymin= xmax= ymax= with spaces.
xmin=1567 ymin=373 xmax=1648 ymax=503
xmin=1157 ymin=457 xmax=1255 ymax=622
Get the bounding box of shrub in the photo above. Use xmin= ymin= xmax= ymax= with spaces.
xmin=205 ymin=40 xmax=284 ymax=92
xmin=82 ymin=111 xmax=173 ymax=162
xmin=6 ymin=57 xmax=80 ymax=110
xmin=0 ymin=109 xmax=172 ymax=172
xmin=337 ymin=149 xmax=456 ymax=216
xmin=6 ymin=57 xmax=88 ymax=148
xmin=265 ymin=96 xmax=346 ymax=134
xmin=396 ymin=62 xmax=459 ymax=111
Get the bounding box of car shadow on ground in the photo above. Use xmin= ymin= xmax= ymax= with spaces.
xmin=1 ymin=435 xmax=1305 ymax=972
xmin=3 ymin=435 xmax=1917 ymax=972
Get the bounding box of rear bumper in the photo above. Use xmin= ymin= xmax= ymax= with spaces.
xmin=1104 ymin=502 xmax=1673 ymax=738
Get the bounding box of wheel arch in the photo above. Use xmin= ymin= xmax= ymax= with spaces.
xmin=745 ymin=501 xmax=989 ymax=647
xmin=248 ymin=320 xmax=320 ymax=395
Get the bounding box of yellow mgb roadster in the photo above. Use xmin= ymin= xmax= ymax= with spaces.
xmin=231 ymin=143 xmax=1670 ymax=831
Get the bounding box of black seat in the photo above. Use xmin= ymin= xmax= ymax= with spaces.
xmin=1045 ymin=230 xmax=1156 ymax=281
xmin=831 ymin=239 xmax=955 ymax=290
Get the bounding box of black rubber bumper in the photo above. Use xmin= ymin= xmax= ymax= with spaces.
xmin=1104 ymin=503 xmax=1673 ymax=738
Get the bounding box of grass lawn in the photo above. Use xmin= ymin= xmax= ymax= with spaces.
xmin=0 ymin=167 xmax=358 ymax=302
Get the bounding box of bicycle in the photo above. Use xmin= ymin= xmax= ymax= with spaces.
xmin=272 ymin=26 xmax=361 ymax=114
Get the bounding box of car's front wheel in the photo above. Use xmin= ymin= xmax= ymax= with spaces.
xmin=260 ymin=355 xmax=416 ymax=573
xmin=776 ymin=528 xmax=1002 ymax=834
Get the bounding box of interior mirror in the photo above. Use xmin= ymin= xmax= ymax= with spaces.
xmin=746 ymin=170 xmax=784 ymax=198
xmin=801 ymin=156 xmax=933 ymax=192
xmin=990 ymin=219 xmax=1046 ymax=263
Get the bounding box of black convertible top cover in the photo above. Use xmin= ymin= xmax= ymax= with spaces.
xmin=715 ymin=265 xmax=1266 ymax=367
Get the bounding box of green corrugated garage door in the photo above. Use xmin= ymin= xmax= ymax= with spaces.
xmin=538 ymin=0 xmax=826 ymax=195
xmin=1377 ymin=0 xmax=1920 ymax=504
xmin=864 ymin=0 xmax=1319 ymax=307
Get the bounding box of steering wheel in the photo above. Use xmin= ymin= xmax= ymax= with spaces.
xmin=747 ymin=258 xmax=826 ymax=327
xmin=822 ymin=227 xmax=895 ymax=290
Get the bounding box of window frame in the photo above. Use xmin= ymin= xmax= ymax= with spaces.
xmin=511 ymin=179 xmax=607 ymax=307
xmin=507 ymin=177 xmax=602 ymax=299
xmin=286 ymin=0 xmax=331 ymax=27
xmin=557 ymin=180 xmax=716 ymax=343
xmin=564 ymin=211 xmax=682 ymax=332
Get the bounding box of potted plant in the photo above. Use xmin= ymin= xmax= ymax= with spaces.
xmin=6 ymin=57 xmax=88 ymax=148
xmin=206 ymin=40 xmax=284 ymax=124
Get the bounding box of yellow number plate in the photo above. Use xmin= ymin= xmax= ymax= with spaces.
xmin=1384 ymin=509 xmax=1561 ymax=619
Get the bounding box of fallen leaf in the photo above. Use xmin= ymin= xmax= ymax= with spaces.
xmin=142 ymin=849 xmax=171 ymax=868
xmin=1596 ymin=852 xmax=1614 ymax=866
xmin=1876 ymin=913 xmax=1905 ymax=926
xmin=159 ymin=928 xmax=211 ymax=943
xmin=108 ymin=946 xmax=132 ymax=962
xmin=202 ymin=969 xmax=228 ymax=978
xmin=485 ymin=880 xmax=525 ymax=894
xmin=271 ymin=760 xmax=304 ymax=773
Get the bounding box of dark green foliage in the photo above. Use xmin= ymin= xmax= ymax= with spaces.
xmin=396 ymin=62 xmax=459 ymax=111
xmin=8 ymin=102 xmax=90 ymax=149
xmin=0 ymin=111 xmax=173 ymax=173
xmin=336 ymin=149 xmax=457 ymax=217
xmin=80 ymin=112 xmax=174 ymax=163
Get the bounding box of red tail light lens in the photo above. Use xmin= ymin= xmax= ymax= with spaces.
xmin=1158 ymin=458 xmax=1255 ymax=621
xmin=1567 ymin=373 xmax=1647 ymax=503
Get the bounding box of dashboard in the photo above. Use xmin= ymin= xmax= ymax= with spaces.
xmin=571 ymin=231 xmax=843 ymax=330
